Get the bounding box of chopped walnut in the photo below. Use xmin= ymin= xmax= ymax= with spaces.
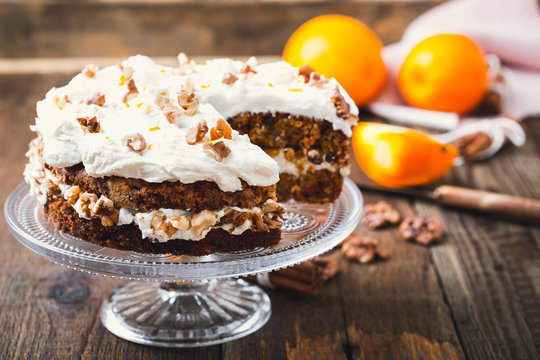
xmin=210 ymin=118 xmax=233 ymax=140
xmin=64 ymin=185 xmax=81 ymax=204
xmin=191 ymin=210 xmax=218 ymax=237
xmin=222 ymin=72 xmax=238 ymax=85
xmin=91 ymin=196 xmax=119 ymax=226
xmin=252 ymin=213 xmax=269 ymax=232
xmin=341 ymin=235 xmax=388 ymax=264
xmin=54 ymin=94 xmax=71 ymax=110
xmin=176 ymin=52 xmax=196 ymax=75
xmin=240 ymin=64 xmax=257 ymax=75
xmin=86 ymin=93 xmax=106 ymax=106
xmin=298 ymin=64 xmax=315 ymax=83
xmin=177 ymin=90 xmax=199 ymax=116
xmin=82 ymin=64 xmax=99 ymax=78
xmin=163 ymin=104 xmax=183 ymax=123
xmin=170 ymin=215 xmax=191 ymax=230
xmin=150 ymin=213 xmax=165 ymax=230
xmin=233 ymin=212 xmax=251 ymax=227
xmin=219 ymin=209 xmax=236 ymax=225
xmin=119 ymin=64 xmax=134 ymax=81
xmin=308 ymin=72 xmax=328 ymax=87
xmin=361 ymin=201 xmax=401 ymax=229
xmin=185 ymin=120 xmax=208 ymax=145
xmin=154 ymin=91 xmax=170 ymax=109
xmin=122 ymin=133 xmax=146 ymax=153
xmin=178 ymin=52 xmax=191 ymax=65
xmin=263 ymin=215 xmax=282 ymax=229
xmin=77 ymin=116 xmax=101 ymax=133
xmin=205 ymin=141 xmax=231 ymax=161
xmin=399 ymin=216 xmax=444 ymax=245
xmin=79 ymin=193 xmax=98 ymax=217
xmin=297 ymin=65 xmax=328 ymax=86
xmin=331 ymin=87 xmax=351 ymax=118
xmin=312 ymin=256 xmax=339 ymax=281
xmin=262 ymin=201 xmax=285 ymax=216
xmin=42 ymin=179 xmax=61 ymax=195
xmin=123 ymin=78 xmax=139 ymax=103
xmin=159 ymin=221 xmax=178 ymax=238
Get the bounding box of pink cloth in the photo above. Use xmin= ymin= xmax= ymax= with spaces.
xmin=376 ymin=0 xmax=540 ymax=120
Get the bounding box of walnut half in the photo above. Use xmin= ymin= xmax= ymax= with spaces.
xmin=205 ymin=141 xmax=231 ymax=161
xmin=122 ymin=133 xmax=146 ymax=153
xmin=185 ymin=120 xmax=208 ymax=145
xmin=90 ymin=195 xmax=119 ymax=226
xmin=341 ymin=235 xmax=388 ymax=264
xmin=177 ymin=90 xmax=199 ymax=116
xmin=399 ymin=216 xmax=444 ymax=245
xmin=77 ymin=116 xmax=101 ymax=133
xmin=331 ymin=86 xmax=351 ymax=118
xmin=361 ymin=201 xmax=401 ymax=229
xmin=210 ymin=119 xmax=233 ymax=141
xmin=191 ymin=210 xmax=218 ymax=237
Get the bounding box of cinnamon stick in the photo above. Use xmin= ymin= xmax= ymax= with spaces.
xmin=245 ymin=254 xmax=340 ymax=294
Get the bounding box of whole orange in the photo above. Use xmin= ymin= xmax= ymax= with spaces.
xmin=283 ymin=15 xmax=386 ymax=106
xmin=398 ymin=34 xmax=488 ymax=114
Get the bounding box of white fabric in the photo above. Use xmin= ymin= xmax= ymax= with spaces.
xmin=373 ymin=0 xmax=540 ymax=122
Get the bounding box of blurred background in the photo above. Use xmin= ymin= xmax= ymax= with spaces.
xmin=0 ymin=0 xmax=439 ymax=58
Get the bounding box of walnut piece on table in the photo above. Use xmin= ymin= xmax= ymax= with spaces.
xmin=361 ymin=201 xmax=401 ymax=229
xmin=341 ymin=235 xmax=388 ymax=264
xmin=399 ymin=216 xmax=444 ymax=245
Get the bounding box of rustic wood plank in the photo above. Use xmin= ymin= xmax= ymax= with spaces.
xmin=222 ymin=280 xmax=348 ymax=360
xmin=0 ymin=0 xmax=440 ymax=58
xmin=336 ymin=190 xmax=465 ymax=360
xmin=422 ymin=125 xmax=540 ymax=359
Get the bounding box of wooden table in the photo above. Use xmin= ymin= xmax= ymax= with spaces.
xmin=0 ymin=59 xmax=539 ymax=360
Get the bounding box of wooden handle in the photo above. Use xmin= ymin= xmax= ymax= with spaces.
xmin=433 ymin=185 xmax=540 ymax=221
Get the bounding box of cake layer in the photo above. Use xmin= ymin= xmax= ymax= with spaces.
xmin=278 ymin=171 xmax=344 ymax=203
xmin=25 ymin=136 xmax=284 ymax=244
xmin=49 ymin=163 xmax=277 ymax=213
xmin=26 ymin=135 xmax=277 ymax=212
xmin=227 ymin=112 xmax=350 ymax=203
xmin=228 ymin=112 xmax=350 ymax=165
xmin=45 ymin=197 xmax=281 ymax=256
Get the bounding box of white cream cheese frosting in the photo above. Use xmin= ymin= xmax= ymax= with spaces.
xmin=32 ymin=54 xmax=357 ymax=191
xmin=191 ymin=57 xmax=358 ymax=137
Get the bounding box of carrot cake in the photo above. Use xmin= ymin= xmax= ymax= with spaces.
xmin=24 ymin=54 xmax=357 ymax=255
xmin=189 ymin=56 xmax=359 ymax=202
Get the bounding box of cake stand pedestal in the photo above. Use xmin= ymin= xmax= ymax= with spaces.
xmin=5 ymin=179 xmax=363 ymax=348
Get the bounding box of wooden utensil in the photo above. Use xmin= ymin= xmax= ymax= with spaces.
xmin=357 ymin=183 xmax=540 ymax=222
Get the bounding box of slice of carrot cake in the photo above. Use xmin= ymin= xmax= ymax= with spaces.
xmin=24 ymin=55 xmax=284 ymax=256
xmin=189 ymin=56 xmax=359 ymax=203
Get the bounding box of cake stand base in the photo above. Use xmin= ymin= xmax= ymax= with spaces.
xmin=100 ymin=279 xmax=271 ymax=348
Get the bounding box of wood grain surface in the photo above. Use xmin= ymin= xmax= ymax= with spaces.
xmin=0 ymin=60 xmax=539 ymax=360
xmin=0 ymin=0 xmax=441 ymax=58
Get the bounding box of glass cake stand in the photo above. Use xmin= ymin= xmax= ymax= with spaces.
xmin=4 ymin=178 xmax=363 ymax=348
